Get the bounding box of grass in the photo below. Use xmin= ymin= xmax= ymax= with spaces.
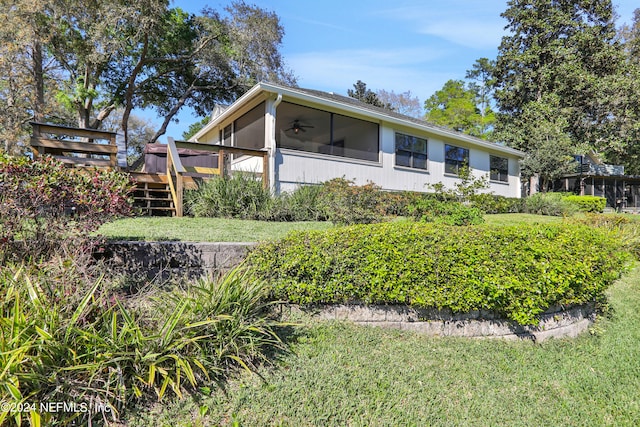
xmin=483 ymin=213 xmax=564 ymax=226
xmin=99 ymin=214 xmax=564 ymax=242
xmin=96 ymin=217 xmax=334 ymax=242
xmin=126 ymin=264 xmax=640 ymax=426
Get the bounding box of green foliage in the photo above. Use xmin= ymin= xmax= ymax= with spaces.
xmin=562 ymin=195 xmax=606 ymax=213
xmin=347 ymin=80 xmax=391 ymax=109
xmin=127 ymin=268 xmax=640 ymax=425
xmin=493 ymin=0 xmax=637 ymax=172
xmin=185 ymin=173 xmax=271 ymax=219
xmin=408 ymin=199 xmax=485 ymax=226
xmin=567 ymin=213 xmax=640 ymax=259
xmin=263 ymin=184 xmax=329 ymax=222
xmin=424 ymin=79 xmax=495 ymax=138
xmin=0 ymin=264 xmax=282 ymax=426
xmin=182 ymin=116 xmax=211 ymax=140
xmin=469 ymin=193 xmax=524 ymax=214
xmin=316 ymin=178 xmax=385 ymax=225
xmin=524 ymin=192 xmax=579 ymax=216
xmin=0 ymin=154 xmax=134 ymax=262
xmin=428 ymin=165 xmax=491 ymax=204
xmin=246 ymin=222 xmax=629 ymax=326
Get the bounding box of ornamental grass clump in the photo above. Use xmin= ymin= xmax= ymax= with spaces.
xmin=0 ymin=265 xmax=283 ymax=426
xmin=246 ymin=221 xmax=630 ymax=326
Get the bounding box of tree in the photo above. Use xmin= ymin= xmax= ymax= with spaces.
xmin=493 ymin=0 xmax=636 ymax=164
xmin=347 ymin=80 xmax=390 ymax=109
xmin=101 ymin=110 xmax=156 ymax=166
xmin=376 ymin=89 xmax=422 ymax=117
xmin=497 ymin=94 xmax=581 ymax=190
xmin=465 ymin=58 xmax=496 ymax=138
xmin=0 ymin=0 xmax=295 ymax=158
xmin=424 ymin=80 xmax=493 ymax=138
xmin=0 ymin=0 xmax=73 ymax=153
xmin=182 ymin=116 xmax=211 ymax=140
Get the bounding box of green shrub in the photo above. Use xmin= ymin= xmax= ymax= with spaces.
xmin=246 ymin=222 xmax=629 ymax=326
xmin=524 ymin=192 xmax=578 ymax=216
xmin=407 ymin=199 xmax=484 ymax=225
xmin=185 ymin=173 xmax=271 ymax=219
xmin=567 ymin=213 xmax=640 ymax=259
xmin=0 ymin=154 xmax=134 ymax=262
xmin=262 ymin=184 xmax=329 ymax=222
xmin=563 ymin=195 xmax=607 ymax=213
xmin=316 ymin=178 xmax=385 ymax=225
xmin=0 ymin=264 xmax=282 ymax=426
xmin=470 ymin=193 xmax=525 ymax=214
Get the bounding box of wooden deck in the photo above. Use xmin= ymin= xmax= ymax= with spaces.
xmin=29 ymin=123 xmax=269 ymax=217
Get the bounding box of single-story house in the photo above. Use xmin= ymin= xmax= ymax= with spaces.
xmin=189 ymin=82 xmax=525 ymax=197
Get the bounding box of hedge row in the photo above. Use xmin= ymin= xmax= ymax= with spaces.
xmin=246 ymin=222 xmax=629 ymax=325
xmin=563 ymin=195 xmax=607 ymax=213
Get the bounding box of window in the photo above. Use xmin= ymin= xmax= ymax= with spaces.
xmin=444 ymin=144 xmax=469 ymax=175
xmin=233 ymin=102 xmax=265 ymax=150
xmin=276 ymin=101 xmax=379 ymax=162
xmin=490 ymin=155 xmax=509 ymax=182
xmin=395 ymin=133 xmax=427 ymax=170
xmin=220 ymin=124 xmax=232 ymax=145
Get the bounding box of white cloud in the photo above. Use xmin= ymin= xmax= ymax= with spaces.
xmin=375 ymin=1 xmax=507 ymax=49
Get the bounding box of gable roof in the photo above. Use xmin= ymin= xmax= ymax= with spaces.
xmin=192 ymin=82 xmax=525 ymax=158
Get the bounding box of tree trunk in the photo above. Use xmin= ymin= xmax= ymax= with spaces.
xmin=32 ymin=42 xmax=45 ymax=123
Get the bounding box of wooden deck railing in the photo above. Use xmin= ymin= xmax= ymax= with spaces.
xmin=30 ymin=122 xmax=119 ymax=168
xmin=166 ymin=137 xmax=269 ymax=217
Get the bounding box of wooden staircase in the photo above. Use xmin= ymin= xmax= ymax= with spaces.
xmin=130 ymin=173 xmax=197 ymax=216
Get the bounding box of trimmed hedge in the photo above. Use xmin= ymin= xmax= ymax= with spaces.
xmin=246 ymin=222 xmax=629 ymax=325
xmin=563 ymin=195 xmax=607 ymax=213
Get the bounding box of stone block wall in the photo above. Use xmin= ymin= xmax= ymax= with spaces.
xmin=98 ymin=241 xmax=256 ymax=282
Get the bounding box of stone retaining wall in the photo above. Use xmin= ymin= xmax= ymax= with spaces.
xmin=279 ymin=303 xmax=596 ymax=342
xmin=99 ymin=241 xmax=256 ymax=281
xmin=99 ymin=241 xmax=596 ymax=340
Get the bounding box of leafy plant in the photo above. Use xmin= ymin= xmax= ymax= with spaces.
xmin=246 ymin=222 xmax=629 ymax=325
xmin=429 ymin=165 xmax=490 ymax=203
xmin=0 ymin=264 xmax=283 ymax=425
xmin=562 ymin=195 xmax=606 ymax=213
xmin=407 ymin=199 xmax=484 ymax=226
xmin=185 ymin=173 xmax=271 ymax=219
xmin=524 ymin=192 xmax=578 ymax=216
xmin=0 ymin=154 xmax=134 ymax=262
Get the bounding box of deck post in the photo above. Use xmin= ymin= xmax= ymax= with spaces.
xmin=262 ymin=152 xmax=269 ymax=189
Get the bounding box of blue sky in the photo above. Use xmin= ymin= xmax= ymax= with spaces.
xmin=158 ymin=0 xmax=639 ymax=139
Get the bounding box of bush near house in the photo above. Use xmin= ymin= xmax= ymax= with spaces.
xmin=563 ymin=194 xmax=607 ymax=213
xmin=246 ymin=221 xmax=630 ymax=326
xmin=407 ymin=198 xmax=485 ymax=226
xmin=523 ymin=192 xmax=579 ymax=216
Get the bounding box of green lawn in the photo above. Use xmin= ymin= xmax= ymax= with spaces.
xmin=483 ymin=213 xmax=564 ymax=226
xmin=99 ymin=213 xmax=566 ymax=243
xmin=127 ymin=265 xmax=640 ymax=426
xmin=105 ymin=212 xmax=640 ymax=425
xmin=96 ymin=217 xmax=334 ymax=242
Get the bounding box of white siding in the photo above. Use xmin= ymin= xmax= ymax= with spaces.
xmin=276 ymin=124 xmax=521 ymax=198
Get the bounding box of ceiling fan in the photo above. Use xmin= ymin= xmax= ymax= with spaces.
xmin=285 ymin=119 xmax=314 ymax=134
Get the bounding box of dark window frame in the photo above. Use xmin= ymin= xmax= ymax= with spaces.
xmin=490 ymin=155 xmax=509 ymax=182
xmin=395 ymin=132 xmax=428 ymax=170
xmin=276 ymin=101 xmax=379 ymax=162
xmin=444 ymin=144 xmax=469 ymax=175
